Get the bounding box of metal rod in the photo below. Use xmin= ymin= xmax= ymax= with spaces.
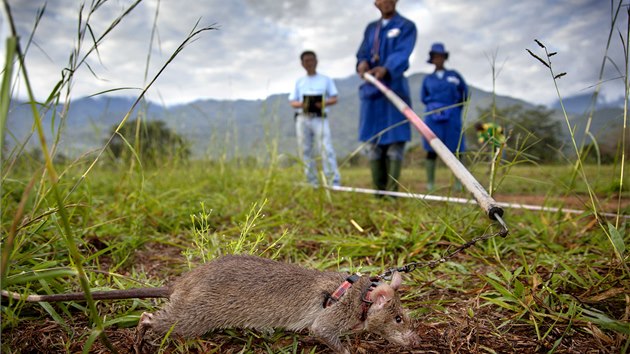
xmin=363 ymin=73 xmax=505 ymax=222
xmin=493 ymin=213 xmax=509 ymax=237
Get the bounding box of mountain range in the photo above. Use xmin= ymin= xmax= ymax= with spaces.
xmin=5 ymin=72 xmax=625 ymax=160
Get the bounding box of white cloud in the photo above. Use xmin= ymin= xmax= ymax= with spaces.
xmin=1 ymin=0 xmax=625 ymax=106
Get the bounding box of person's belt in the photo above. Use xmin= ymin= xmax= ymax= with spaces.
xmin=295 ymin=112 xmax=326 ymax=118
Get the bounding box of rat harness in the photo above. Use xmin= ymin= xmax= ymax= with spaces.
xmin=323 ymin=274 xmax=377 ymax=322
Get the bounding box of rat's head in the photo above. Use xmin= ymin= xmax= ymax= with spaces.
xmin=364 ymin=272 xmax=419 ymax=347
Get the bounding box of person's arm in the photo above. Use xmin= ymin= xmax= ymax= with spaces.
xmin=357 ymin=61 xmax=371 ymax=78
xmin=457 ymin=72 xmax=469 ymax=103
xmin=356 ymin=23 xmax=374 ymax=77
xmin=315 ymin=95 xmax=338 ymax=110
xmin=314 ymin=96 xmax=337 ymax=110
xmin=325 ymin=96 xmax=338 ymax=107
xmin=289 ymin=81 xmax=303 ymax=109
xmin=369 ymin=66 xmax=388 ymax=80
xmin=325 ymin=78 xmax=339 ymax=107
xmin=420 ymin=78 xmax=430 ymax=105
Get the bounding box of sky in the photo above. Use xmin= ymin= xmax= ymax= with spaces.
xmin=1 ymin=0 xmax=626 ymax=107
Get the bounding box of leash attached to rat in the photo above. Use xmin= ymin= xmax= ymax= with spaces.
xmin=2 ymin=74 xmax=513 ymax=354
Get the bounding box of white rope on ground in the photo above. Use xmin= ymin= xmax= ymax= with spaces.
xmin=328 ymin=185 xmax=630 ymax=220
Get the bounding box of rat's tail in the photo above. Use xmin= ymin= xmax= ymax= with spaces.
xmin=1 ymin=287 xmax=170 ymax=302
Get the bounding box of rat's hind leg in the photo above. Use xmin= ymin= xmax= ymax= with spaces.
xmin=133 ymin=312 xmax=154 ymax=354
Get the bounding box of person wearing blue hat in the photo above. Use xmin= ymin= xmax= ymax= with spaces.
xmin=356 ymin=0 xmax=417 ymax=195
xmin=421 ymin=42 xmax=469 ymax=191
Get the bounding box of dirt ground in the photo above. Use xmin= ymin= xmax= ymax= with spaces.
xmin=2 ymin=193 xmax=628 ymax=353
xmin=2 ymin=292 xmax=618 ymax=354
xmin=3 ymin=238 xmax=626 ymax=354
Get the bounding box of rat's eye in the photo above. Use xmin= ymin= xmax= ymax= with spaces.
xmin=395 ymin=315 xmax=402 ymax=323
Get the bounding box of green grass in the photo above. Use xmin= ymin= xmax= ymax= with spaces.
xmin=1 ymin=161 xmax=628 ymax=352
xmin=1 ymin=1 xmax=628 ymax=352
xmin=346 ymin=163 xmax=630 ymax=197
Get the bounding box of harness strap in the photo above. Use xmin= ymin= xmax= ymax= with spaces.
xmin=360 ymin=283 xmax=378 ymax=322
xmin=323 ymin=274 xmax=359 ymax=308
xmin=323 ymin=275 xmax=380 ymax=323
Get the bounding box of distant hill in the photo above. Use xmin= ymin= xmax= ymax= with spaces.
xmin=551 ymin=92 xmax=625 ymax=114
xmin=5 ymin=72 xmax=622 ymax=160
xmin=565 ymin=106 xmax=625 ymax=146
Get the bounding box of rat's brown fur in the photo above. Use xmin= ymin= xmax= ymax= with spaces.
xmin=135 ymin=255 xmax=418 ymax=353
xmin=2 ymin=254 xmax=419 ymax=354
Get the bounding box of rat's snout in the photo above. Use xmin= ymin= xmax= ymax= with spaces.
xmin=399 ymin=329 xmax=420 ymax=347
xmin=407 ymin=330 xmax=421 ymax=347
xmin=385 ymin=329 xmax=420 ymax=348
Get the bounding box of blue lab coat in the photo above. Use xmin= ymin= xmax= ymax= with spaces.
xmin=421 ymin=69 xmax=468 ymax=153
xmin=356 ymin=13 xmax=417 ymax=145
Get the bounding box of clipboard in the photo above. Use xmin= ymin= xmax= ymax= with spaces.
xmin=303 ymin=95 xmax=323 ymax=116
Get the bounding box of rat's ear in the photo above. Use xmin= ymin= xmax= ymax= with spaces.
xmin=369 ymin=284 xmax=394 ymax=309
xmin=390 ymin=272 xmax=402 ymax=290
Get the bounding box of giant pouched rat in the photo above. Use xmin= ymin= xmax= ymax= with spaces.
xmin=2 ymin=254 xmax=419 ymax=353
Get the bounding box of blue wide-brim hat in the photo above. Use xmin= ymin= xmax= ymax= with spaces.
xmin=427 ymin=42 xmax=449 ymax=63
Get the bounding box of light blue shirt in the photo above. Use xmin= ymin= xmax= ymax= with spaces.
xmin=289 ymin=73 xmax=338 ymax=113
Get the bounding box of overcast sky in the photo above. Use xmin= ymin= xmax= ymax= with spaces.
xmin=1 ymin=0 xmax=626 ymax=107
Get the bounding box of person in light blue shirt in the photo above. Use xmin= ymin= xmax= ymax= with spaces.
xmin=421 ymin=42 xmax=469 ymax=191
xmin=289 ymin=50 xmax=341 ymax=187
xmin=356 ymin=0 xmax=416 ymax=194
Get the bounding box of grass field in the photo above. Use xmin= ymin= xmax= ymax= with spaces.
xmin=1 ymin=160 xmax=628 ymax=353
xmin=1 ymin=2 xmax=628 ymax=352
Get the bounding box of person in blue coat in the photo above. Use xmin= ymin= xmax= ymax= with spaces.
xmin=356 ymin=0 xmax=417 ymax=194
xmin=421 ymin=42 xmax=468 ymax=191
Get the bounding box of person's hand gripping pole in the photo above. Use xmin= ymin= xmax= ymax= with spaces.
xmin=362 ymin=73 xmax=508 ymax=235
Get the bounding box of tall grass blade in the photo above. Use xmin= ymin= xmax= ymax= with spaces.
xmin=606 ymin=222 xmax=626 ymax=258
xmin=0 ymin=37 xmax=17 ymax=162
xmin=581 ymin=308 xmax=630 ymax=334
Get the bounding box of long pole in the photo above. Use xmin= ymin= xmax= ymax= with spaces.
xmin=363 ymin=73 xmax=508 ymax=233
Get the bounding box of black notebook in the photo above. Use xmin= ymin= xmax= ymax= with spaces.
xmin=303 ymin=95 xmax=323 ymax=115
